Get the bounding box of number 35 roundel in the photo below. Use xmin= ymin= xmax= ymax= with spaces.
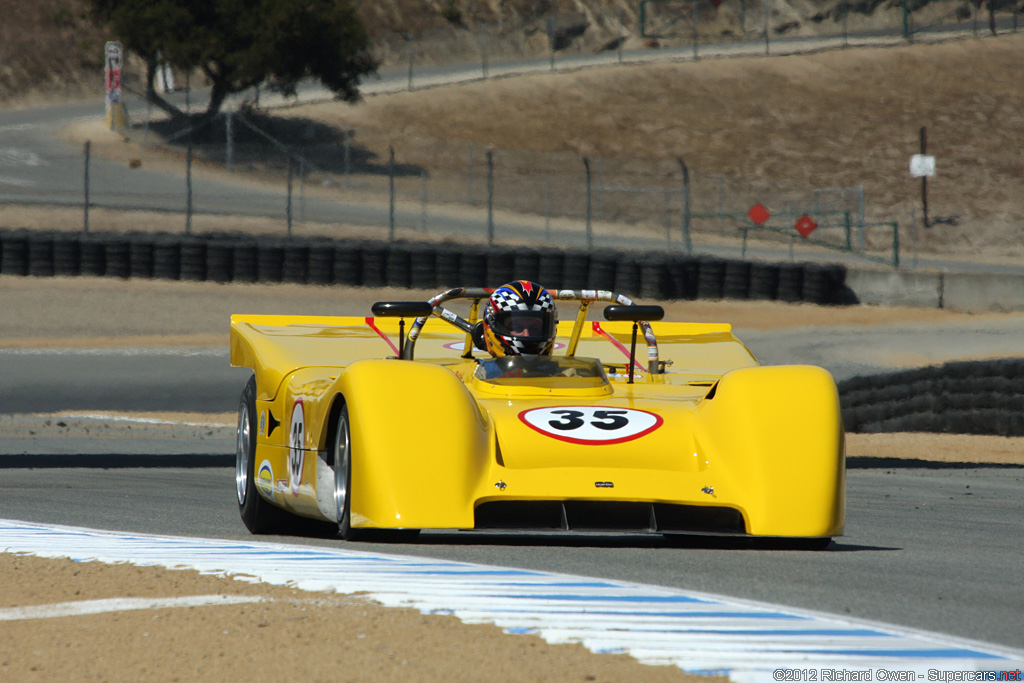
xmin=518 ymin=406 xmax=663 ymax=445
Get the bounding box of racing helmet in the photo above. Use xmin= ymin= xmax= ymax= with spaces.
xmin=482 ymin=280 xmax=558 ymax=357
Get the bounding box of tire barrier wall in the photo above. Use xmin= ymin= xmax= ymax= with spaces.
xmin=0 ymin=229 xmax=850 ymax=305
xmin=838 ymin=359 xmax=1024 ymax=437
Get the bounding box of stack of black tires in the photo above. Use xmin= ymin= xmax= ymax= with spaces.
xmin=0 ymin=229 xmax=850 ymax=304
xmin=839 ymin=359 xmax=1024 ymax=436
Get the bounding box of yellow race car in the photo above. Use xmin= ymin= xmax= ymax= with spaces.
xmin=230 ymin=286 xmax=844 ymax=547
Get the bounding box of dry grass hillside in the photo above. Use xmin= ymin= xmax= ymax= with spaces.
xmin=296 ymin=34 xmax=1024 ymax=262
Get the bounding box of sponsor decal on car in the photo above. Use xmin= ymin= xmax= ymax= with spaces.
xmin=256 ymin=460 xmax=275 ymax=501
xmin=288 ymin=400 xmax=305 ymax=496
xmin=518 ymin=406 xmax=663 ymax=445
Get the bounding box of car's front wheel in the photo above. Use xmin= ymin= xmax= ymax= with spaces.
xmin=332 ymin=400 xmax=419 ymax=543
xmin=333 ymin=402 xmax=357 ymax=540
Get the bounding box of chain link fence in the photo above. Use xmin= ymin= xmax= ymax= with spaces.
xmin=10 ymin=1 xmax=1013 ymax=265
xmin=1 ymin=105 xmax=895 ymax=264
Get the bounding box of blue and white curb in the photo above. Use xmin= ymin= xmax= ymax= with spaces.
xmin=1 ymin=519 xmax=1021 ymax=681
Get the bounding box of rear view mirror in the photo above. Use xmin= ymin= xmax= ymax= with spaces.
xmin=371 ymin=301 xmax=435 ymax=318
xmin=602 ymin=305 xmax=664 ymax=322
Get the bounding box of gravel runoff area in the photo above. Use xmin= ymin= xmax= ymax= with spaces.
xmin=2 ymin=271 xmax=1024 ymax=681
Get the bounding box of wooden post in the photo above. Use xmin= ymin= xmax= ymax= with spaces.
xmin=920 ymin=126 xmax=929 ymax=229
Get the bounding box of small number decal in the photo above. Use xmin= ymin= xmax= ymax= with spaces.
xmin=519 ymin=406 xmax=662 ymax=445
xmin=288 ymin=400 xmax=305 ymax=495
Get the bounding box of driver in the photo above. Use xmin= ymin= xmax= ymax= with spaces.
xmin=480 ymin=280 xmax=558 ymax=357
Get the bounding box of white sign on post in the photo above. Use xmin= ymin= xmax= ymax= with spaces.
xmin=910 ymin=154 xmax=936 ymax=178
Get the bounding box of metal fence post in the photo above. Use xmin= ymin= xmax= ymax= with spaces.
xmin=481 ymin=23 xmax=489 ymax=78
xmin=544 ymin=179 xmax=552 ymax=240
xmin=678 ymin=157 xmax=692 ymax=253
xmin=618 ymin=10 xmax=624 ymax=64
xmin=186 ymin=137 xmax=193 ymax=234
xmin=583 ymin=157 xmax=593 ymax=250
xmin=299 ymin=160 xmax=306 ymax=222
xmin=83 ymin=141 xmax=91 ymax=233
xmin=343 ymin=129 xmax=352 ymax=188
xmin=466 ymin=142 xmax=474 ymax=203
xmin=486 ymin=149 xmax=495 ymax=245
xmin=420 ymin=168 xmax=428 ymax=231
xmin=286 ymin=157 xmax=294 ymax=237
xmin=225 ymin=109 xmax=233 ymax=171
xmin=892 ymin=222 xmax=900 ymax=268
xmin=388 ymin=147 xmax=396 ymax=241
xmin=717 ymin=173 xmax=725 ymax=235
xmin=407 ymin=32 xmax=414 ymax=91
xmin=547 ymin=18 xmax=556 ymax=71
xmin=842 ymin=0 xmax=849 ymax=46
xmin=693 ymin=0 xmax=700 ymax=61
xmin=663 ymin=188 xmax=672 ymax=244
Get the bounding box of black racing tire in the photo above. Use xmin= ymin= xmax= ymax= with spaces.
xmin=513 ymin=248 xmax=541 ymax=283
xmin=722 ymin=260 xmax=751 ymax=300
xmin=307 ymin=240 xmax=335 ymax=285
xmin=409 ymin=245 xmax=437 ymax=290
xmin=696 ymin=257 xmax=726 ymax=300
xmin=231 ymin=242 xmax=259 ymax=283
xmin=27 ymin=233 xmax=54 ymax=278
xmin=236 ymin=375 xmax=289 ymax=534
xmin=281 ymin=240 xmax=310 ymax=284
xmin=52 ymin=234 xmax=80 ymax=276
xmin=128 ymin=237 xmax=155 ymax=279
xmin=332 ymin=400 xmax=419 ymax=543
xmin=205 ymin=240 xmax=233 ymax=283
xmin=104 ymin=239 xmax=131 ymax=279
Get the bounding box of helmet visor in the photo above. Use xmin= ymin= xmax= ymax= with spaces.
xmin=490 ymin=310 xmax=554 ymax=340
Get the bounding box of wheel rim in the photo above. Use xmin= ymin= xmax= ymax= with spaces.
xmin=333 ymin=408 xmax=350 ymax=524
xmin=236 ymin=400 xmax=250 ymax=506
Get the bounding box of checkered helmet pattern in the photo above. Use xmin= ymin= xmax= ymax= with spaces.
xmin=483 ymin=280 xmax=557 ymax=357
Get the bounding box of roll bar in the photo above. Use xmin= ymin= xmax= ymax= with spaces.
xmin=377 ymin=287 xmax=663 ymax=373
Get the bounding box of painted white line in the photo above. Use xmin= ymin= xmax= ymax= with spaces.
xmin=53 ymin=413 xmax=231 ymax=428
xmin=0 ymin=347 xmax=224 ymax=357
xmin=0 ymin=147 xmax=43 ymax=167
xmin=0 ymin=520 xmax=1021 ymax=682
xmin=0 ymin=174 xmax=34 ymax=188
xmin=0 ymin=594 xmax=265 ymax=621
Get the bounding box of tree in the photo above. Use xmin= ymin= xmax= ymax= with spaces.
xmin=89 ymin=0 xmax=377 ymax=120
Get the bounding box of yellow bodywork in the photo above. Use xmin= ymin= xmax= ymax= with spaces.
xmin=230 ymin=312 xmax=845 ymax=539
